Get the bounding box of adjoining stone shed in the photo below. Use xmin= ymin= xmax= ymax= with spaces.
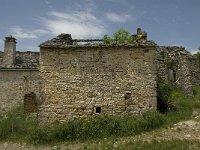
xmin=38 ymin=34 xmax=158 ymax=125
xmin=0 ymin=36 xmax=40 ymax=113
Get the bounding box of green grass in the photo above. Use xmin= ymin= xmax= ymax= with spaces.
xmin=0 ymin=106 xmax=37 ymax=142
xmin=0 ymin=85 xmax=200 ymax=146
xmin=30 ymin=112 xmax=166 ymax=145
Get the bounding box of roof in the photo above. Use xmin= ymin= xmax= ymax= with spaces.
xmin=0 ymin=51 xmax=39 ymax=69
xmin=40 ymin=34 xmax=157 ymax=49
xmin=39 ymin=34 xmax=73 ymax=48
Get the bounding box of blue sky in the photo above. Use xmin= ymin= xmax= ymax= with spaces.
xmin=0 ymin=0 xmax=199 ymax=53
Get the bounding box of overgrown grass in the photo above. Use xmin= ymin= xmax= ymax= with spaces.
xmin=30 ymin=112 xmax=166 ymax=145
xmin=0 ymin=106 xmax=37 ymax=142
xmin=0 ymin=85 xmax=200 ymax=145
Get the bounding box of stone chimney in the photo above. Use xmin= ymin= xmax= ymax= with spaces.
xmin=137 ymin=28 xmax=142 ymax=34
xmin=3 ymin=36 xmax=16 ymax=67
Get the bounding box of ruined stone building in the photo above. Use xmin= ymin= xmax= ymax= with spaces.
xmin=38 ymin=34 xmax=157 ymax=124
xmin=0 ymin=28 xmax=200 ymax=124
xmin=0 ymin=36 xmax=40 ymax=113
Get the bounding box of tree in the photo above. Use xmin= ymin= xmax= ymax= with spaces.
xmin=193 ymin=47 xmax=200 ymax=65
xmin=103 ymin=28 xmax=133 ymax=44
xmin=103 ymin=34 xmax=113 ymax=44
xmin=113 ymin=28 xmax=133 ymax=44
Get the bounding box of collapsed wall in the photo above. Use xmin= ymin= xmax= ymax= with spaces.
xmin=189 ymin=55 xmax=200 ymax=86
xmin=38 ymin=35 xmax=158 ymax=125
xmin=157 ymin=46 xmax=199 ymax=96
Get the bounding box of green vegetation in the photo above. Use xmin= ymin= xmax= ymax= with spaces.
xmin=103 ymin=28 xmax=134 ymax=44
xmin=193 ymin=47 xmax=200 ymax=65
xmin=0 ymin=106 xmax=37 ymax=142
xmin=30 ymin=112 xmax=165 ymax=145
xmin=157 ymin=81 xmax=180 ymax=113
xmin=0 ymin=84 xmax=200 ymax=146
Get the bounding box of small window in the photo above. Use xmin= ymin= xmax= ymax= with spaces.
xmin=125 ymin=92 xmax=131 ymax=100
xmin=96 ymin=107 xmax=101 ymax=113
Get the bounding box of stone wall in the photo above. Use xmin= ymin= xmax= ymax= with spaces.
xmin=189 ymin=55 xmax=200 ymax=86
xmin=0 ymin=69 xmax=40 ymax=113
xmin=0 ymin=49 xmax=40 ymax=113
xmin=0 ymin=51 xmax=3 ymax=63
xmin=157 ymin=46 xmax=195 ymax=96
xmin=38 ymin=45 xmax=157 ymax=125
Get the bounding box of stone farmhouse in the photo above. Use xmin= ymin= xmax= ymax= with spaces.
xmin=0 ymin=28 xmax=199 ymax=125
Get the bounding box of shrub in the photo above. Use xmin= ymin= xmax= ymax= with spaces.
xmin=0 ymin=106 xmax=37 ymax=141
xmin=103 ymin=28 xmax=134 ymax=44
xmin=157 ymin=80 xmax=181 ymax=113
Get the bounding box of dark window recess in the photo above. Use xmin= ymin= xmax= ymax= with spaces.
xmin=96 ymin=107 xmax=101 ymax=113
xmin=124 ymin=92 xmax=131 ymax=100
xmin=24 ymin=92 xmax=38 ymax=113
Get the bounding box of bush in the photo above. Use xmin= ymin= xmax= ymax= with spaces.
xmin=103 ymin=28 xmax=133 ymax=44
xmin=157 ymin=80 xmax=181 ymax=113
xmin=0 ymin=106 xmax=37 ymax=141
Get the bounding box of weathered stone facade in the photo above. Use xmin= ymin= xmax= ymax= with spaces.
xmin=0 ymin=69 xmax=40 ymax=113
xmin=157 ymin=46 xmax=195 ymax=96
xmin=0 ymin=36 xmax=40 ymax=113
xmin=38 ymin=43 xmax=157 ymax=125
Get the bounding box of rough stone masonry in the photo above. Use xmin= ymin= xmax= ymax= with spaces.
xmin=37 ymin=33 xmax=158 ymax=125
xmin=37 ymin=30 xmax=200 ymax=125
xmin=0 ymin=36 xmax=40 ymax=113
xmin=0 ymin=28 xmax=200 ymax=125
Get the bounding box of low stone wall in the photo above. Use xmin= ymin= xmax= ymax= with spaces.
xmin=0 ymin=69 xmax=40 ymax=113
xmin=38 ymin=45 xmax=157 ymax=125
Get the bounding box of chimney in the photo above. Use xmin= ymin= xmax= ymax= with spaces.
xmin=137 ymin=28 xmax=142 ymax=34
xmin=3 ymin=36 xmax=16 ymax=67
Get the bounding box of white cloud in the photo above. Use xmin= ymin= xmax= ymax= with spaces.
xmin=42 ymin=11 xmax=106 ymax=38
xmin=9 ymin=26 xmax=48 ymax=39
xmin=106 ymin=12 xmax=131 ymax=23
